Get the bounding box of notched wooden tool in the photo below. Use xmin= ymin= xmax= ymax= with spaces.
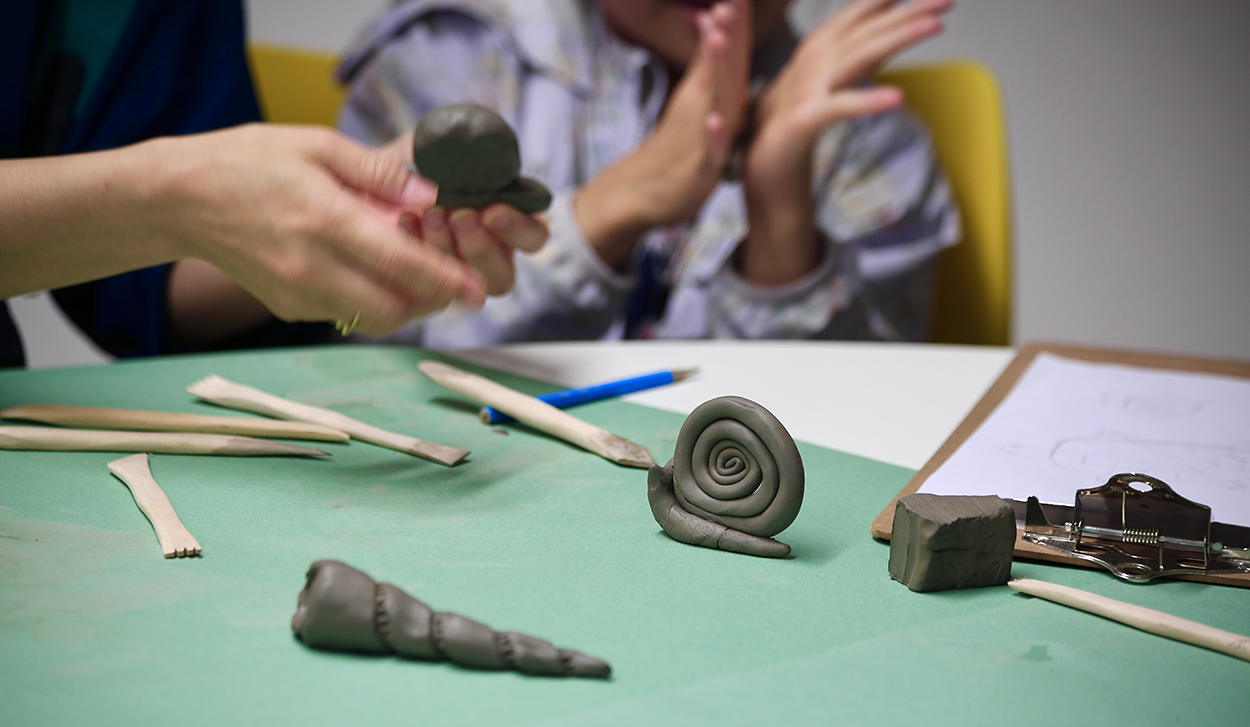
xmin=107 ymin=454 xmax=201 ymax=559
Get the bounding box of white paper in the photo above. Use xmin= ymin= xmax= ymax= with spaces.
xmin=918 ymin=353 xmax=1250 ymax=525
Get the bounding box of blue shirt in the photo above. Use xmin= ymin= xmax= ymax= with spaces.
xmin=1 ymin=0 xmax=325 ymax=366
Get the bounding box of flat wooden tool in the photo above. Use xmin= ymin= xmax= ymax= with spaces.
xmin=107 ymin=454 xmax=202 ymax=558
xmin=186 ymin=375 xmax=468 ymax=466
xmin=1 ymin=403 xmax=349 ymax=442
xmin=418 ymin=361 xmax=654 ymax=468
xmin=1009 ymin=578 xmax=1250 ymax=663
xmin=0 ymin=426 xmax=328 ymax=457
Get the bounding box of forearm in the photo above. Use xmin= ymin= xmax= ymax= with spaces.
xmin=739 ymin=177 xmax=822 ymax=286
xmin=573 ymin=170 xmax=656 ymax=271
xmin=0 ymin=140 xmax=185 ymax=298
xmin=508 ymin=192 xmax=633 ymax=338
xmin=167 ymin=259 xmax=274 ymax=343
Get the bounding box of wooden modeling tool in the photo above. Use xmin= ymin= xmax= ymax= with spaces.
xmin=107 ymin=454 xmax=202 ymax=558
xmin=186 ymin=375 xmax=469 ymax=466
xmin=418 ymin=361 xmax=654 ymax=468
xmin=2 ymin=403 xmax=349 ymax=442
xmin=0 ymin=426 xmax=329 ymax=457
xmin=1009 ymin=578 xmax=1250 ymax=663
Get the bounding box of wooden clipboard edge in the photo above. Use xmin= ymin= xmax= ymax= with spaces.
xmin=870 ymin=341 xmax=1250 ymax=588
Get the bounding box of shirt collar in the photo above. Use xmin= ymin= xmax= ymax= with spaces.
xmin=338 ymin=0 xmax=595 ymax=96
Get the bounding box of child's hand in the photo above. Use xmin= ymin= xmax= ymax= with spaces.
xmin=575 ymin=0 xmax=752 ymax=270
xmin=747 ymin=0 xmax=950 ymax=196
xmin=737 ymin=0 xmax=951 ymax=286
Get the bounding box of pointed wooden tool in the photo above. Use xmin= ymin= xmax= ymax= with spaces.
xmin=1009 ymin=578 xmax=1250 ymax=663
xmin=186 ymin=375 xmax=468 ymax=466
xmin=0 ymin=426 xmax=329 ymax=457
xmin=418 ymin=361 xmax=654 ymax=468
xmin=2 ymin=403 xmax=349 ymax=442
xmin=108 ymin=454 xmax=201 ymax=558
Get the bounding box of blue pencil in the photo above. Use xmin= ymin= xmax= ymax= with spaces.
xmin=479 ymin=369 xmax=698 ymax=425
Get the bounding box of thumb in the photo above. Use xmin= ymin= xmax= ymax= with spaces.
xmin=310 ymin=131 xmax=437 ymax=211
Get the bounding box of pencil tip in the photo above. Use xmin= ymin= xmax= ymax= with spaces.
xmin=672 ymin=368 xmax=699 ymax=381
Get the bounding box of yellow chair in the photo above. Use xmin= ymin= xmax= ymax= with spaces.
xmin=878 ymin=61 xmax=1013 ymax=346
xmin=247 ymin=43 xmax=345 ymax=126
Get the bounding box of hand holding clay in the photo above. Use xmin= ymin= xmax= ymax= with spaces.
xmin=573 ymin=0 xmax=752 ymax=270
xmin=394 ymin=106 xmax=550 ymax=295
xmin=145 ymin=124 xmax=490 ymax=334
xmin=292 ymin=560 xmax=611 ymax=678
xmin=0 ymin=124 xmax=488 ymax=335
xmin=648 ymin=396 xmax=804 ymax=558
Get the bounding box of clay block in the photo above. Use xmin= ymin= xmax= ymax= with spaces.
xmin=889 ymin=494 xmax=1015 ymax=592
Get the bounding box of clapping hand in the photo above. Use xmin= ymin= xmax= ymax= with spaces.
xmin=738 ymin=0 xmax=952 ymax=286
xmin=574 ymin=0 xmax=753 ymax=269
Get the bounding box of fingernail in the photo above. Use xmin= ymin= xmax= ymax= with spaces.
xmin=484 ymin=208 xmax=513 ymax=232
xmin=400 ymin=176 xmax=421 ymax=204
xmin=451 ymin=211 xmax=480 ymax=234
xmin=461 ymin=272 xmax=487 ymax=308
xmin=424 ymin=207 xmax=447 ymax=233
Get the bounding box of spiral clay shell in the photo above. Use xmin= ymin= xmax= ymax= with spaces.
xmin=648 ymin=396 xmax=804 ymax=558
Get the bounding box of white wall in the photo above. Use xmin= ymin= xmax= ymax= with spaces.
xmin=12 ymin=0 xmax=1248 ymax=367
xmin=888 ymin=0 xmax=1250 ymax=359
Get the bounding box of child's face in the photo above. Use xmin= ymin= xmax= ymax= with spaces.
xmin=598 ymin=0 xmax=791 ymax=71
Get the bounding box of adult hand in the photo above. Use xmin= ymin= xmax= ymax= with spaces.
xmin=574 ymin=0 xmax=752 ymax=270
xmin=153 ymin=124 xmax=488 ymax=336
xmin=737 ymin=0 xmax=951 ymax=286
xmin=380 ymin=132 xmax=549 ymax=297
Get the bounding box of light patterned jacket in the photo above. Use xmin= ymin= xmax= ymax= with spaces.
xmin=338 ymin=0 xmax=960 ymax=345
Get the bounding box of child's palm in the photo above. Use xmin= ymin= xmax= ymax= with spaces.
xmin=746 ymin=0 xmax=950 ymax=194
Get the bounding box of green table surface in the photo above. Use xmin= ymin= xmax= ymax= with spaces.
xmin=1 ymin=345 xmax=1247 ymax=726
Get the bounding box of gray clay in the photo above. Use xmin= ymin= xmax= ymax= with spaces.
xmin=291 ymin=560 xmax=610 ymax=678
xmin=888 ymin=493 xmax=1015 ymax=593
xmin=411 ymin=104 xmax=552 ymax=213
xmin=648 ymin=396 xmax=804 ymax=558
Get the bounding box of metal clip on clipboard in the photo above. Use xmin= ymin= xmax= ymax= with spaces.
xmin=1021 ymin=472 xmax=1250 ymax=582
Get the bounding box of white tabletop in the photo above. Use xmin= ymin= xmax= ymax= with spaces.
xmin=447 ymin=341 xmax=1014 ymax=471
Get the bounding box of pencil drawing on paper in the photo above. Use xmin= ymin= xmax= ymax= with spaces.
xmin=1118 ymin=395 xmax=1204 ymax=420
xmin=1046 ymin=432 xmax=1250 ymax=492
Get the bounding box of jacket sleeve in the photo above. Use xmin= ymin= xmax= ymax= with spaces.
xmin=338 ymin=7 xmax=521 ymax=146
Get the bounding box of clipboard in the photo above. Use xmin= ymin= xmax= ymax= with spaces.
xmin=870 ymin=341 xmax=1250 ymax=588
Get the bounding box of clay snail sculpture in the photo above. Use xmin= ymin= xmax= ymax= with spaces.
xmin=648 ymin=396 xmax=804 ymax=558
xmin=411 ymin=104 xmax=552 ymax=213
xmin=291 ymin=560 xmax=610 ymax=678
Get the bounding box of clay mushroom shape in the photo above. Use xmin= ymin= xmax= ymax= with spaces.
xmin=411 ymin=104 xmax=552 ymax=213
